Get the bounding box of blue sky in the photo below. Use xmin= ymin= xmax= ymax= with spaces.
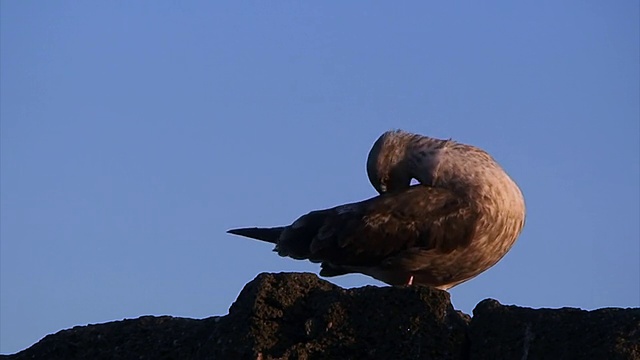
xmin=1 ymin=1 xmax=638 ymax=354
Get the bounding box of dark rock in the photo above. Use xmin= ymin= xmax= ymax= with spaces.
xmin=203 ymin=272 xmax=469 ymax=360
xmin=469 ymin=299 xmax=640 ymax=360
xmin=3 ymin=273 xmax=638 ymax=360
xmin=2 ymin=315 xmax=220 ymax=360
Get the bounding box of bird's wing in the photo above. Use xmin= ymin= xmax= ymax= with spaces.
xmin=276 ymin=185 xmax=479 ymax=268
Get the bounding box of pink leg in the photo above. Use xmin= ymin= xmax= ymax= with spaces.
xmin=407 ymin=275 xmax=414 ymax=286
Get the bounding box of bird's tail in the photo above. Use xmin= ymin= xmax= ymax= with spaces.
xmin=227 ymin=227 xmax=285 ymax=244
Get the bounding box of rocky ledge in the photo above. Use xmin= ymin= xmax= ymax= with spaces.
xmin=3 ymin=272 xmax=639 ymax=360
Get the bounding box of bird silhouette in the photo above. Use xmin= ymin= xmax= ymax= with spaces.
xmin=228 ymin=130 xmax=525 ymax=289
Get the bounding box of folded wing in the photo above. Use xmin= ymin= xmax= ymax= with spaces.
xmin=229 ymin=185 xmax=479 ymax=275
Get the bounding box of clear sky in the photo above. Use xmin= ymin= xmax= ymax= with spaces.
xmin=1 ymin=1 xmax=638 ymax=355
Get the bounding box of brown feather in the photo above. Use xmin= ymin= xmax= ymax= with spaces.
xmin=228 ymin=185 xmax=481 ymax=288
xmin=304 ymin=186 xmax=476 ymax=266
xmin=227 ymin=130 xmax=525 ymax=290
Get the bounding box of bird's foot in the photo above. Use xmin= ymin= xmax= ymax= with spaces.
xmin=407 ymin=275 xmax=414 ymax=286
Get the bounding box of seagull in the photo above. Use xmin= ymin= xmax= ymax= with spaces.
xmin=227 ymin=130 xmax=526 ymax=290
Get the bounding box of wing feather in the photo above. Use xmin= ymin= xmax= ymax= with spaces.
xmin=277 ymin=185 xmax=478 ymax=269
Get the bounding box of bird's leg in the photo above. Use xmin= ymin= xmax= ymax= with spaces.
xmin=407 ymin=274 xmax=414 ymax=286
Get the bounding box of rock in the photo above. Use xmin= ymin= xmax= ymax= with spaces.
xmin=3 ymin=272 xmax=638 ymax=360
xmin=2 ymin=315 xmax=219 ymax=360
xmin=203 ymin=272 xmax=469 ymax=359
xmin=469 ymin=299 xmax=640 ymax=360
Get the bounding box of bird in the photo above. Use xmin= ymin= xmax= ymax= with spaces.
xmin=227 ymin=130 xmax=526 ymax=290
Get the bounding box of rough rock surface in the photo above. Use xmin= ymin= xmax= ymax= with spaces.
xmin=469 ymin=298 xmax=640 ymax=360
xmin=3 ymin=272 xmax=639 ymax=360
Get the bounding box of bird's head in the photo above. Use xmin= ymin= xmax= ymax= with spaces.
xmin=367 ymin=130 xmax=443 ymax=194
